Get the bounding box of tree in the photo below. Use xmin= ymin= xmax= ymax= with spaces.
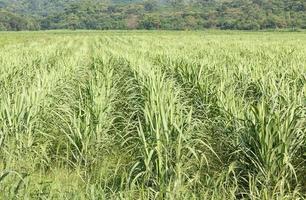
xmin=143 ymin=0 xmax=157 ymax=11
xmin=65 ymin=14 xmax=80 ymax=30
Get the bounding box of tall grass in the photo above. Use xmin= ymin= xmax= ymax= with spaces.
xmin=0 ymin=31 xmax=305 ymax=199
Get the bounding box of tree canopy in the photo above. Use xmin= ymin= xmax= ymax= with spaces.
xmin=0 ymin=0 xmax=305 ymax=30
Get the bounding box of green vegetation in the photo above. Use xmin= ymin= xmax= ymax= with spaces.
xmin=0 ymin=0 xmax=306 ymax=31
xmin=0 ymin=30 xmax=305 ymax=199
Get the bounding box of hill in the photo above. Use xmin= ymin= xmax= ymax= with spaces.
xmin=0 ymin=0 xmax=305 ymax=30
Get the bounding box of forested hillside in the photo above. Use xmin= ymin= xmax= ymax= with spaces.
xmin=0 ymin=0 xmax=305 ymax=31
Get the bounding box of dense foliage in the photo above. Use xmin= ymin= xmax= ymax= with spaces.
xmin=0 ymin=0 xmax=305 ymax=30
xmin=0 ymin=10 xmax=38 ymax=31
xmin=0 ymin=31 xmax=306 ymax=199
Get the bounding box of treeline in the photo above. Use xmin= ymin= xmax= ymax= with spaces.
xmin=0 ymin=0 xmax=306 ymax=31
xmin=0 ymin=10 xmax=39 ymax=31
